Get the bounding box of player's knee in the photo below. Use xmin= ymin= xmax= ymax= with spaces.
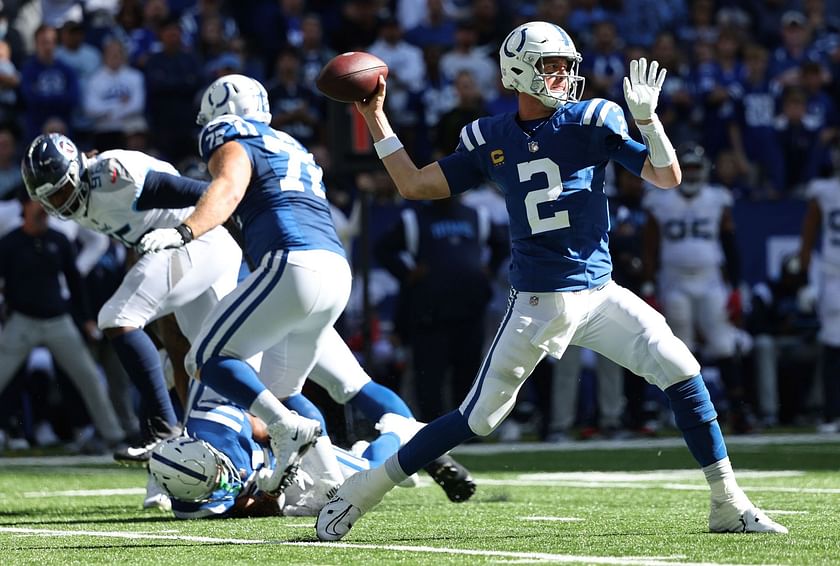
xmin=184 ymin=348 xmax=199 ymax=379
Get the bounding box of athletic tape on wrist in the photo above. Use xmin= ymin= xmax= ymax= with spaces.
xmin=374 ymin=135 xmax=403 ymax=159
xmin=637 ymin=116 xmax=676 ymax=168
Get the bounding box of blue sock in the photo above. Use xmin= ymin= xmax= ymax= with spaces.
xmin=666 ymin=375 xmax=728 ymax=467
xmin=283 ymin=393 xmax=328 ymax=435
xmin=364 ymin=431 xmax=401 ymax=468
xmin=348 ymin=381 xmax=413 ymax=422
xmin=200 ymin=355 xmax=266 ymax=409
xmin=397 ymin=410 xmax=475 ymax=475
xmin=110 ymin=329 xmax=176 ymax=430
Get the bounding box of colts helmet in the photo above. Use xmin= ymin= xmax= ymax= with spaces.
xmin=149 ymin=437 xmax=243 ymax=503
xmin=499 ymin=21 xmax=585 ymax=108
xmin=20 ymin=133 xmax=88 ymax=220
xmin=196 ymin=73 xmax=272 ymax=126
xmin=677 ymin=143 xmax=710 ymax=196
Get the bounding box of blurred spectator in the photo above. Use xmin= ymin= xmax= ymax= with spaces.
xmin=20 ymin=24 xmax=80 ymax=142
xmin=0 ymin=196 xmax=125 ymax=449
xmin=143 ymin=17 xmax=202 ymax=163
xmin=774 ymin=86 xmax=831 ymax=195
xmin=769 ymin=10 xmax=823 ymax=87
xmin=203 ymin=50 xmax=241 ymax=82
xmin=676 ymin=0 xmax=719 ymax=46
xmin=801 ymin=60 xmax=839 ymax=146
xmin=535 ymin=0 xmax=571 ymax=27
xmin=374 ymin=197 xmax=507 ymax=421
xmin=440 ymin=21 xmax=497 ymax=94
xmin=266 ymin=49 xmax=320 ymax=147
xmin=0 ymin=6 xmax=25 ymax=68
xmin=580 ymin=19 xmax=624 ymax=101
xmin=179 ymin=0 xmax=238 ymax=51
xmin=713 ymin=149 xmax=754 ymax=201
xmin=649 ymin=31 xmax=694 ymax=147
xmin=397 ymin=0 xmax=467 ymax=32
xmin=368 ymin=18 xmax=426 ymax=131
xmin=567 ymin=0 xmax=610 ymax=49
xmin=299 ymin=13 xmax=336 ymax=94
xmin=432 ymin=70 xmax=487 ymax=157
xmin=749 ymin=254 xmax=819 ymax=427
xmin=195 ymin=13 xmax=230 ymax=66
xmin=728 ymin=43 xmax=785 ymax=199
xmin=115 ymin=0 xmax=166 ymax=69
xmin=470 ymin=0 xmax=508 ymax=53
xmin=404 ymin=0 xmax=457 ymax=49
xmin=84 ymin=36 xmax=145 ymax=151
xmin=485 ymin=72 xmax=517 ymax=116
xmin=329 ymin=0 xmax=382 ymax=53
xmin=617 ymin=0 xmax=686 ymax=49
xmin=55 ymin=19 xmax=101 ymax=91
xmin=0 ymin=39 xmax=20 ymax=131
xmin=0 ymin=127 xmax=21 ymax=199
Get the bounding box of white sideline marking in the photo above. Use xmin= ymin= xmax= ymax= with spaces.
xmin=478 ymin=478 xmax=840 ymax=495
xmin=23 ymin=488 xmax=146 ymax=498
xmin=520 ymin=516 xmax=583 ymax=522
xmin=0 ymin=526 xmax=779 ymax=566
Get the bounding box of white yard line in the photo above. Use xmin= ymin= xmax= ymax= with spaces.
xmin=0 ymin=526 xmax=779 ymax=566
xmin=22 ymin=488 xmax=147 ymax=498
xmin=519 ymin=516 xmax=584 ymax=522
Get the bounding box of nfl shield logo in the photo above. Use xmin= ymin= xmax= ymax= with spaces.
xmin=530 ymin=295 xmax=539 ymax=306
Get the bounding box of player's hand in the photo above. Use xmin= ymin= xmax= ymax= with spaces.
xmin=138 ymin=228 xmax=187 ymax=254
xmin=623 ymin=57 xmax=666 ymax=121
xmin=354 ymin=74 xmax=387 ymax=118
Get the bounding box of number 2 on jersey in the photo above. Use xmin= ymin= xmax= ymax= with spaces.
xmin=520 ymin=158 xmax=570 ymax=234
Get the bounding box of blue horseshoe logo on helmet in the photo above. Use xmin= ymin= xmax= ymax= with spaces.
xmin=503 ymin=28 xmax=527 ymax=57
xmin=208 ymin=83 xmax=232 ymax=109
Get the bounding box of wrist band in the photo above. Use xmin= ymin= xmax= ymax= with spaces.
xmin=374 ymin=135 xmax=403 ymax=159
xmin=175 ymin=223 xmax=194 ymax=243
xmin=636 ymin=116 xmax=676 ymax=168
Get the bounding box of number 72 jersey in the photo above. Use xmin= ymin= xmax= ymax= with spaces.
xmin=438 ymin=98 xmax=648 ymax=293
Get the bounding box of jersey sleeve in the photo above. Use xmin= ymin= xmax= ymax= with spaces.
xmin=198 ymin=115 xmax=261 ymax=161
xmin=437 ymin=120 xmax=490 ymax=195
xmin=592 ymin=100 xmax=647 ymax=176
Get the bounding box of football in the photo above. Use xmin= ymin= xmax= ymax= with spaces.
xmin=316 ymin=52 xmax=389 ymax=103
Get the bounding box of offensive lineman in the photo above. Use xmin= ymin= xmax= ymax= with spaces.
xmin=316 ymin=22 xmax=787 ymax=540
xmin=642 ymin=143 xmax=752 ymax=431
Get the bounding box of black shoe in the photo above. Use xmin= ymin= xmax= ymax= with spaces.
xmin=423 ymin=454 xmax=476 ymax=503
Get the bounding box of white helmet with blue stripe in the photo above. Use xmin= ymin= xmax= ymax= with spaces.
xmin=149 ymin=437 xmax=242 ymax=502
xmin=196 ymin=73 xmax=272 ymax=126
xmin=499 ymin=21 xmax=585 ymax=108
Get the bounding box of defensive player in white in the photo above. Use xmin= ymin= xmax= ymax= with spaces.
xmin=642 ymin=144 xmax=751 ymax=431
xmin=20 ymin=134 xmax=244 ymax=468
xmin=139 ymin=74 xmax=349 ymax=496
xmin=799 ymin=173 xmax=840 ymax=432
xmin=317 ymin=22 xmax=787 ymax=540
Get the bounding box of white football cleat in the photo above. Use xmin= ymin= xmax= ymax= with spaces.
xmin=374 ymin=413 xmax=424 ymax=444
xmin=316 ymin=469 xmax=385 ymax=541
xmin=143 ymin=473 xmax=172 ymax=512
xmin=709 ymin=499 xmax=788 ymax=534
xmin=264 ymin=413 xmax=321 ymax=495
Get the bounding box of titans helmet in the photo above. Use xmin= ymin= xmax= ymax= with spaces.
xmin=149 ymin=437 xmax=243 ymax=503
xmin=196 ymin=73 xmax=272 ymax=126
xmin=20 ymin=133 xmax=88 ymax=219
xmin=677 ymin=143 xmax=710 ymax=196
xmin=499 ymin=21 xmax=585 ymax=108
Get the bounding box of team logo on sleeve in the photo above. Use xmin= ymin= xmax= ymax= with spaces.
xmin=490 ymin=149 xmax=505 ymax=166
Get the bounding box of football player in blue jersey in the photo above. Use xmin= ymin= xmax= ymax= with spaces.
xmin=317 ymin=22 xmax=788 ymax=540
xmin=139 ymin=74 xmax=351 ymax=496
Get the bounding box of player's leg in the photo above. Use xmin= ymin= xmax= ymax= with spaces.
xmin=577 ymin=282 xmax=786 ymax=534
xmin=190 ymin=250 xmax=351 ymax=493
xmin=549 ymin=345 xmax=583 ymax=438
xmin=318 ymin=289 xmax=560 ymax=541
xmin=0 ymin=313 xmax=42 ymax=397
xmin=44 ymin=315 xmax=125 ymax=445
xmin=817 ymin=275 xmax=840 ymax=429
xmin=594 ymin=353 xmax=625 ymax=433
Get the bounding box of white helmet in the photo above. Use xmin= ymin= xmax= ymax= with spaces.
xmin=499 ymin=21 xmax=585 ymax=108
xmin=196 ymin=74 xmax=272 ymax=126
xmin=149 ymin=437 xmax=242 ymax=503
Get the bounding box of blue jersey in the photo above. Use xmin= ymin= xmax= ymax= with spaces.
xmin=438 ymin=98 xmax=647 ymax=292
xmin=171 ymin=383 xmax=270 ymax=519
xmin=198 ymin=115 xmax=345 ymax=264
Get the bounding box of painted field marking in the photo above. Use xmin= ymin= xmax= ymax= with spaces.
xmin=0 ymin=526 xmax=779 ymax=566
xmin=22 ymin=488 xmax=146 ymax=498
xmin=520 ymin=516 xmax=583 ymax=522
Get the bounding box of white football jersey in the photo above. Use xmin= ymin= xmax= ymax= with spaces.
xmin=806 ymin=178 xmax=840 ymax=273
xmin=77 ymin=150 xmax=191 ymax=247
xmin=643 ymin=184 xmax=733 ymax=270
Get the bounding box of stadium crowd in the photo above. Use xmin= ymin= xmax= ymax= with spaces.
xmin=0 ymin=0 xmax=839 ymax=452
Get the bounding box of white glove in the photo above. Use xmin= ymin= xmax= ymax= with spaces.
xmin=138 ymin=228 xmax=187 ymax=254
xmin=622 ymin=57 xmax=667 ymax=121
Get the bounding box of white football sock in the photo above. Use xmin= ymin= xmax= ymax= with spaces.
xmin=249 ymin=389 xmax=293 ymax=426
xmin=703 ymin=457 xmax=749 ymax=504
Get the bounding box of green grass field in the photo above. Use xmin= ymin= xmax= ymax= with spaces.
xmin=1 ymin=436 xmax=839 ymax=565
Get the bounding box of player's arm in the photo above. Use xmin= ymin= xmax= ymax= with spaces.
xmin=355 ymin=76 xmax=451 ymax=200
xmin=135 ymin=172 xmax=209 ymax=210
xmin=623 ymin=58 xmax=681 ymax=189
xmin=799 ymin=198 xmax=822 ymax=272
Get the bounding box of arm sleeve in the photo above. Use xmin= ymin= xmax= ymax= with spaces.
xmin=611 ymin=137 xmax=648 ymax=177
xmin=135 ymin=171 xmax=209 ymax=210
xmin=599 ymin=102 xmax=647 ymax=176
